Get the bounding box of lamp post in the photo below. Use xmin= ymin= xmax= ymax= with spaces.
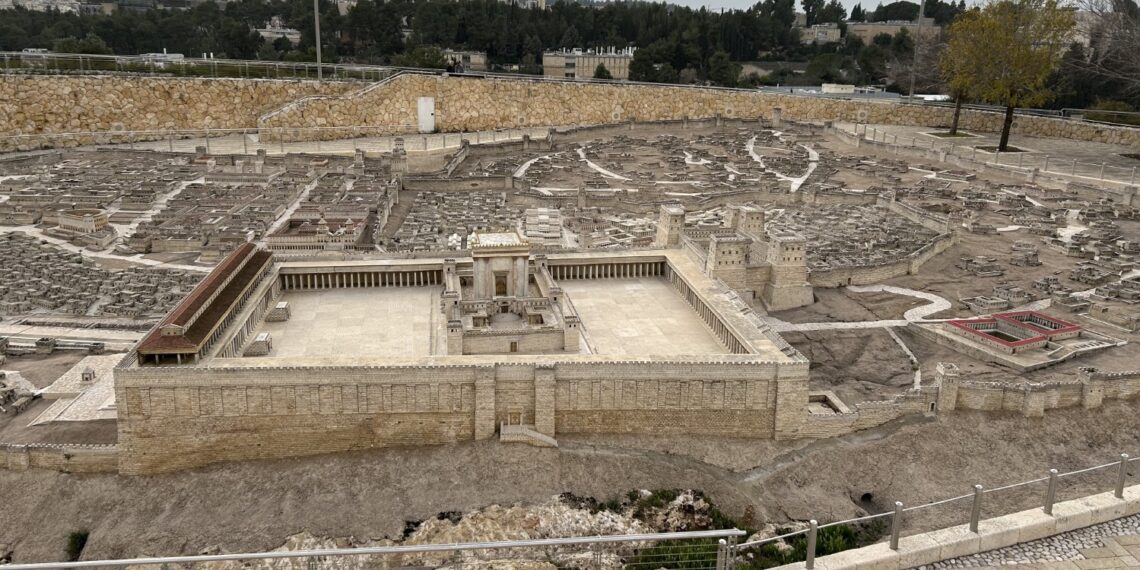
xmin=907 ymin=0 xmax=926 ymax=101
xmin=314 ymin=0 xmax=322 ymax=81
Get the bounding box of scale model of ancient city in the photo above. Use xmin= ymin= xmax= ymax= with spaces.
xmin=2 ymin=70 xmax=1140 ymax=570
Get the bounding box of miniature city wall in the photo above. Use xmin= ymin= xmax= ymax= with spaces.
xmin=937 ymin=366 xmax=1140 ymax=418
xmin=0 ymin=443 xmax=118 ymax=473
xmin=4 ymin=73 xmax=1140 ymax=153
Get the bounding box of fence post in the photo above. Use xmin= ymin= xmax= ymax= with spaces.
xmin=205 ymin=133 xmax=211 ymax=154
xmin=1132 ymin=167 xmax=1137 ymax=185
xmin=972 ymin=146 xmax=977 ymax=161
xmin=1044 ymin=469 xmax=1059 ymax=515
xmin=806 ymin=520 xmax=819 ymax=569
xmin=1043 ymin=155 xmax=1050 ymax=172
xmin=243 ymin=133 xmax=248 ymax=154
xmin=1072 ymin=159 xmax=1077 ymax=176
xmin=970 ymin=485 xmax=984 ymax=532
xmin=168 ymin=133 xmax=174 ymax=153
xmin=1018 ymin=153 xmax=1024 ymax=168
xmin=1117 ymin=453 xmax=1130 ymax=499
xmin=890 ymin=501 xmax=903 ymax=550
xmin=716 ymin=538 xmax=729 ymax=570
xmin=1099 ymin=163 xmax=1107 ymax=180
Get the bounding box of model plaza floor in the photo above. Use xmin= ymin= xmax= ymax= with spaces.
xmin=559 ymin=277 xmax=728 ymax=355
xmin=257 ymin=287 xmax=441 ymax=357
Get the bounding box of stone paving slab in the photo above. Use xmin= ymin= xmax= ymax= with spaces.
xmin=928 ymin=514 xmax=1140 ymax=569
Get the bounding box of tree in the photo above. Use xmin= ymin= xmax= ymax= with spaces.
xmin=818 ymin=0 xmax=847 ymax=24
xmin=53 ymin=32 xmax=112 ymax=54
xmin=707 ymin=50 xmax=740 ymax=86
xmin=559 ymin=25 xmax=579 ymax=50
xmin=850 ymin=3 xmax=866 ymax=21
xmin=941 ymin=0 xmax=1075 ymax=150
xmin=802 ymin=0 xmax=825 ymax=25
xmin=1075 ymin=0 xmax=1140 ymax=96
xmin=593 ymin=62 xmax=613 ymax=79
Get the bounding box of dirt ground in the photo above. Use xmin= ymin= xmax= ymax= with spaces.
xmin=3 ymin=402 xmax=1140 ymax=563
xmin=784 ymin=329 xmax=915 ymax=402
xmin=3 ymin=351 xmax=88 ymax=388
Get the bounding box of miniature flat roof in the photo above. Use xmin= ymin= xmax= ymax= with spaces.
xmin=470 ymin=231 xmax=528 ymax=248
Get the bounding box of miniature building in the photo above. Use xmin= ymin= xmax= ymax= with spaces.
xmin=58 ymin=208 xmax=109 ymax=233
xmin=945 ymin=311 xmax=1082 ymax=355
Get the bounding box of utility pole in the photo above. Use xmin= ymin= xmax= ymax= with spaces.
xmin=907 ymin=0 xmax=926 ymax=101
xmin=314 ymin=0 xmax=322 ymax=81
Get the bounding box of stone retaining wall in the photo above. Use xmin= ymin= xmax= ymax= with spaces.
xmin=0 ymin=75 xmax=354 ymax=152
xmin=0 ymin=442 xmax=118 ymax=472
xmin=256 ymin=73 xmax=1140 ymax=146
xmin=936 ymin=366 xmax=1140 ymax=418
xmin=4 ymin=73 xmax=1137 ymax=152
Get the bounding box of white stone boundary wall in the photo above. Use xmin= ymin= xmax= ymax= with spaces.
xmin=773 ymin=483 xmax=1140 ymax=570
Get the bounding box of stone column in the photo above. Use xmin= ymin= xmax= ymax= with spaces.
xmin=771 ymin=107 xmax=783 ymax=128
xmin=534 ymin=365 xmax=556 ymax=437
xmin=515 ymin=256 xmax=528 ymax=297
xmin=474 ymin=366 xmax=497 ymax=440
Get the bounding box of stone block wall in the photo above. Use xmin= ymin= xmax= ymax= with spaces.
xmin=3 ymin=73 xmax=1139 ymax=152
xmin=0 ymin=76 xmax=354 ymax=152
xmin=798 ymin=389 xmax=937 ymax=438
xmin=936 ymin=367 xmax=1140 ymax=418
xmin=0 ymin=443 xmax=118 ymax=473
xmin=114 ymin=357 xmax=808 ymax=474
xmin=256 ymin=73 xmax=1140 ymax=146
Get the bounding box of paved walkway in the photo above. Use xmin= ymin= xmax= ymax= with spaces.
xmin=762 ymin=284 xmax=952 ymax=332
xmin=110 ymin=127 xmax=551 ymax=157
xmin=834 ymin=122 xmax=1139 ymax=186
xmin=929 ymin=514 xmax=1140 ymax=569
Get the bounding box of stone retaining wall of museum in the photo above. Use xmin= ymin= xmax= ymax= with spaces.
xmin=4 ymin=74 xmax=1139 ymax=152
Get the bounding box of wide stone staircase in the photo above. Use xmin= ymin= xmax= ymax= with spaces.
xmin=499 ymin=424 xmax=558 ymax=448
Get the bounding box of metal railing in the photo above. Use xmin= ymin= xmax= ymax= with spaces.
xmin=0 ymin=529 xmax=745 ymax=570
xmin=732 ymin=452 xmax=1138 ymax=569
xmin=854 ymin=124 xmax=1139 ymax=186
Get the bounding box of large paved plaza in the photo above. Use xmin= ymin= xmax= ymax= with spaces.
xmin=560 ymin=277 xmax=727 ymax=355
xmin=253 ymin=287 xmax=441 ymax=358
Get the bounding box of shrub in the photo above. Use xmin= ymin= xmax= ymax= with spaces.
xmin=66 ymin=530 xmax=89 ymax=562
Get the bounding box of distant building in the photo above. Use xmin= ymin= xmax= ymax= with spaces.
xmin=501 ymin=0 xmax=545 ymax=8
xmin=801 ymin=23 xmax=843 ymax=44
xmin=2 ymin=0 xmax=80 ymax=11
xmin=848 ymin=18 xmax=938 ymax=42
xmin=442 ymin=49 xmax=488 ymax=72
xmin=542 ymin=47 xmax=636 ymax=80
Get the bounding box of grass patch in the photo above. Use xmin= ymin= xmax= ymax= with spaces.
xmin=65 ymin=530 xmax=89 ymax=562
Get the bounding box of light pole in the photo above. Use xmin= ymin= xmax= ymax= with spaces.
xmin=314 ymin=0 xmax=322 ymax=81
xmin=907 ymin=0 xmax=926 ymax=101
